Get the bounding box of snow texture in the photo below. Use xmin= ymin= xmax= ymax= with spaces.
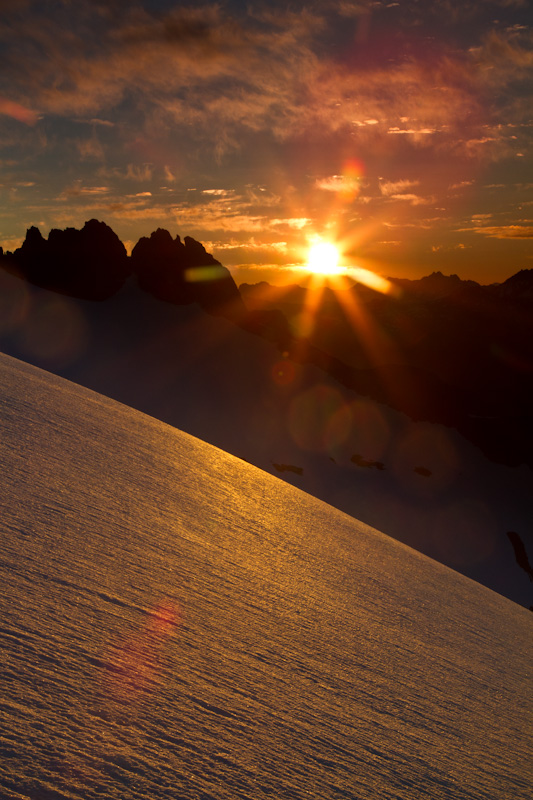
xmin=1 ymin=353 xmax=531 ymax=800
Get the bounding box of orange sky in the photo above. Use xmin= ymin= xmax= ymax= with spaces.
xmin=0 ymin=1 xmax=531 ymax=285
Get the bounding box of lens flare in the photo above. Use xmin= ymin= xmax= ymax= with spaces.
xmin=351 ymin=267 xmax=394 ymax=295
xmin=102 ymin=598 xmax=182 ymax=706
xmin=271 ymin=358 xmax=296 ymax=386
xmin=340 ymin=158 xmax=365 ymax=202
xmin=288 ymin=385 xmax=346 ymax=453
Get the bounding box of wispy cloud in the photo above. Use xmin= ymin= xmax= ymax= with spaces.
xmin=106 ymin=203 xmax=173 ymax=221
xmin=97 ymin=164 xmax=154 ymax=182
xmin=77 ymin=138 xmax=105 ymax=161
xmin=0 ymin=1 xmax=511 ymax=159
xmin=163 ymin=166 xmax=176 ymax=183
xmin=202 ymin=189 xmax=233 ymax=197
xmin=270 ymin=218 xmax=310 ymax=229
xmin=380 ymin=179 xmax=420 ymax=197
xmin=378 ymin=179 xmax=433 ymax=205
xmin=316 ymin=175 xmax=356 ymax=193
xmin=59 ymin=183 xmax=110 ymax=199
xmin=0 ymin=97 xmax=39 ymax=125
xmin=472 ymin=29 xmax=533 ymax=85
xmin=466 ymin=224 xmax=533 ymax=239
xmin=449 ymin=180 xmax=475 ymax=190
xmin=125 ymin=164 xmax=153 ymax=182
xmin=171 ymin=198 xmax=267 ymax=233
xmin=387 ymin=127 xmax=437 ymax=138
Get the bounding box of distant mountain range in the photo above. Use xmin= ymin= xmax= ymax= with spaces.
xmin=241 ymin=270 xmax=533 ymax=468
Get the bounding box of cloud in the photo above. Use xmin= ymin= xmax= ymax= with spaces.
xmin=0 ymin=0 xmax=530 ymax=239
xmin=389 ymin=194 xmax=433 ymax=205
xmin=316 ymin=175 xmax=354 ymax=192
xmin=449 ymin=180 xmax=475 ymax=190
xmin=431 ymin=243 xmax=470 ymax=252
xmin=467 ymin=224 xmax=533 ymax=239
xmin=87 ymin=118 xmax=114 ymax=127
xmin=171 ymin=198 xmax=267 ymax=233
xmin=202 ymin=189 xmax=233 ymax=196
xmin=206 ymin=237 xmax=294 ymax=269
xmin=125 ymin=164 xmax=153 ymax=182
xmin=106 ymin=203 xmax=172 ymax=221
xmin=270 ymin=218 xmax=310 ymax=229
xmin=379 ymin=179 xmax=420 ymax=196
xmin=97 ymin=164 xmax=155 ymax=182
xmin=387 ymin=127 xmax=437 ymax=138
xmin=163 ymin=165 xmax=176 ymax=183
xmin=472 ymin=29 xmax=533 ymax=83
xmin=77 ymin=138 xmax=105 ymax=160
xmin=0 ymin=235 xmax=25 ymax=251
xmin=0 ymin=2 xmax=497 ymax=157
xmin=0 ymin=97 xmax=39 ymax=125
xmin=59 ymin=183 xmax=110 ymax=198
xmin=215 ymin=239 xmax=288 ymax=253
xmin=378 ymin=179 xmax=433 ymax=205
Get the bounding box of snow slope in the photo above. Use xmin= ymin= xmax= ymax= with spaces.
xmin=1 ymin=353 xmax=531 ymax=800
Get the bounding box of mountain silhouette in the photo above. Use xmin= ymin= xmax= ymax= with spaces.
xmin=10 ymin=219 xmax=129 ymax=300
xmin=131 ymin=227 xmax=245 ymax=317
xmin=2 ymin=220 xmax=245 ymax=318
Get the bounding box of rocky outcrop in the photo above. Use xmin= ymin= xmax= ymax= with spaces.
xmin=131 ymin=228 xmax=245 ymax=318
xmin=11 ymin=219 xmax=130 ymax=300
xmin=507 ymin=531 xmax=533 ymax=582
xmin=1 ymin=220 xmax=246 ymax=321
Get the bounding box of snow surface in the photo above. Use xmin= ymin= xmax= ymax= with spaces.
xmin=1 ymin=353 xmax=531 ymax=800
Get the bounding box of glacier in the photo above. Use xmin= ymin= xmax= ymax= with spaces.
xmin=1 ymin=353 xmax=531 ymax=800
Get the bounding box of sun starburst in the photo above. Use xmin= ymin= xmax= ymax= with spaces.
xmin=306 ymin=240 xmax=343 ymax=276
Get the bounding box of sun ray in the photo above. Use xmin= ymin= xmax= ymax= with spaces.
xmin=287 ymin=228 xmax=406 ymax=374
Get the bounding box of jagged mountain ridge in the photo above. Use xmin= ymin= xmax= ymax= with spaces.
xmin=0 ymin=219 xmax=245 ymax=316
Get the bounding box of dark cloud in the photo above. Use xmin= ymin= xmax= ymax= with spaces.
xmin=0 ymin=0 xmax=528 ymax=164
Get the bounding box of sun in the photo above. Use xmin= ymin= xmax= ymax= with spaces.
xmin=307 ymin=240 xmax=342 ymax=276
